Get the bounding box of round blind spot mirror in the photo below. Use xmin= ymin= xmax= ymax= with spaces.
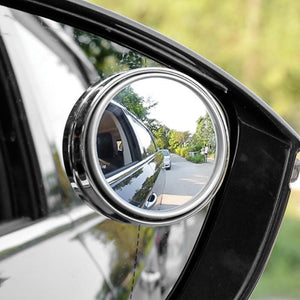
xmin=63 ymin=68 xmax=229 ymax=226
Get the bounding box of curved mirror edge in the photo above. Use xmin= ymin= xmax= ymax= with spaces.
xmin=84 ymin=69 xmax=229 ymax=225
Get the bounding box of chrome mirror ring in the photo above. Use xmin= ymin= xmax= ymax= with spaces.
xmin=63 ymin=67 xmax=230 ymax=226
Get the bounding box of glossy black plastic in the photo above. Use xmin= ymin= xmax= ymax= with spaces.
xmin=1 ymin=0 xmax=299 ymax=299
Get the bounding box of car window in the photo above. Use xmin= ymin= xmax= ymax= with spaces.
xmin=126 ymin=113 xmax=157 ymax=159
xmin=162 ymin=149 xmax=170 ymax=156
xmin=98 ymin=108 xmax=133 ymax=174
xmin=11 ymin=17 xmax=88 ymax=162
xmin=1 ymin=9 xmax=96 ymax=212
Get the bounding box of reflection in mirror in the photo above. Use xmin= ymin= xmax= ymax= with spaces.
xmin=97 ymin=105 xmax=133 ymax=174
xmin=97 ymin=76 xmax=218 ymax=212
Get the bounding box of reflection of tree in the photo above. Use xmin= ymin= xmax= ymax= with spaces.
xmin=152 ymin=125 xmax=170 ymax=149
xmin=114 ymin=86 xmax=159 ymax=135
xmin=69 ymin=28 xmax=167 ymax=141
xmin=112 ymin=160 xmax=161 ymax=207
xmin=114 ymin=86 xmax=156 ymax=122
xmin=132 ymin=154 xmax=163 ymax=206
xmin=89 ymin=220 xmax=154 ymax=299
xmin=72 ymin=29 xmax=160 ymax=80
xmin=154 ymin=151 xmax=164 ymax=165
xmin=71 ymin=27 xmax=214 ymax=156
xmin=131 ymin=173 xmax=157 ymax=206
xmin=168 ymin=130 xmax=190 ymax=152
xmin=151 ymin=114 xmax=215 ymax=161
xmin=147 ymin=139 xmax=157 ymax=155
xmin=190 ymin=113 xmax=215 ymax=153
xmin=71 ymin=29 xmax=162 ymax=133
xmin=112 ymin=168 xmax=143 ymax=192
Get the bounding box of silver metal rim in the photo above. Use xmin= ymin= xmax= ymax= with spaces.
xmin=81 ymin=67 xmax=229 ymax=225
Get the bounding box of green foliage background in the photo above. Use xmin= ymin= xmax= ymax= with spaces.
xmin=87 ymin=1 xmax=300 ymax=298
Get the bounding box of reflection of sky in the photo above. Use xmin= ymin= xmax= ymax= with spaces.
xmin=132 ymin=78 xmax=207 ymax=133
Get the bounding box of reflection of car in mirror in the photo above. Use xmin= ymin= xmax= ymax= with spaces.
xmin=63 ymin=67 xmax=229 ymax=225
xmin=97 ymin=102 xmax=141 ymax=176
xmin=161 ymin=149 xmax=171 ymax=170
xmin=97 ymin=101 xmax=165 ymax=208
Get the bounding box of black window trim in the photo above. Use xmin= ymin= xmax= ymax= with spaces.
xmin=0 ymin=35 xmax=47 ymax=232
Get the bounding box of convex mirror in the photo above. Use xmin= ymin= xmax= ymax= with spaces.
xmin=63 ymin=68 xmax=229 ymax=225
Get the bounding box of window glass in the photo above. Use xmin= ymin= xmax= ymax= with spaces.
xmin=13 ymin=21 xmax=88 ymax=162
xmin=70 ymin=27 xmax=160 ymax=80
xmin=97 ymin=109 xmax=133 ymax=174
xmin=5 ymin=19 xmax=88 ymax=211
xmin=1 ymin=10 xmax=94 ymax=212
xmin=162 ymin=149 xmax=170 ymax=156
xmin=126 ymin=113 xmax=157 ymax=158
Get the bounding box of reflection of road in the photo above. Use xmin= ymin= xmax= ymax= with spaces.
xmin=159 ymin=154 xmax=214 ymax=208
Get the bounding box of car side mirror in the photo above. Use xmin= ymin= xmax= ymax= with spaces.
xmin=63 ymin=67 xmax=229 ymax=225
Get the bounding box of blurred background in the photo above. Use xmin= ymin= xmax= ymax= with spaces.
xmin=87 ymin=0 xmax=300 ymax=298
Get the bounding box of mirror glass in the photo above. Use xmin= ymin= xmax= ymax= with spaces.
xmin=96 ymin=76 xmax=218 ymax=212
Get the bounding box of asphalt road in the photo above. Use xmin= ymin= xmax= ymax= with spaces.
xmin=159 ymin=153 xmax=214 ymax=208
